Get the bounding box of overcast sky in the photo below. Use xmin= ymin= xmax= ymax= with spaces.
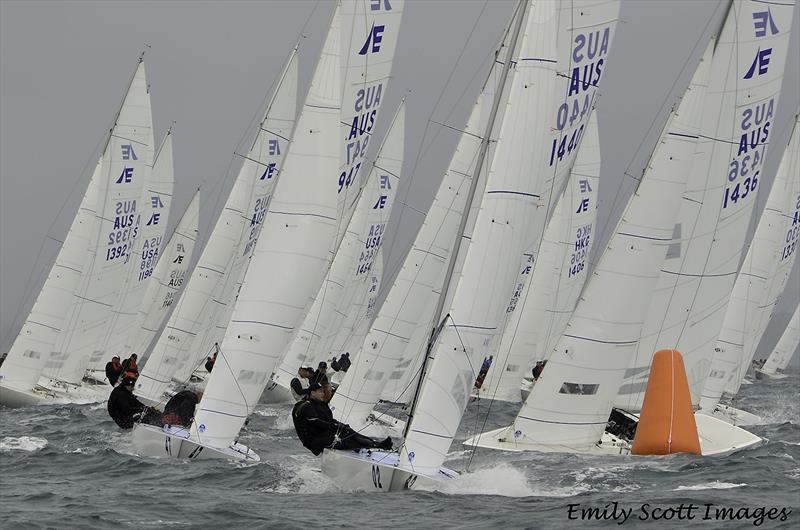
xmin=1 ymin=0 xmax=798 ymax=363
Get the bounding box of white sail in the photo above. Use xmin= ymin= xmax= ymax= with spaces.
xmin=0 ymin=158 xmax=102 ymax=401
xmin=701 ymin=113 xmax=800 ymax=407
xmin=331 ymin=1 xmax=528 ymax=429
xmin=272 ymin=101 xmax=404 ymax=390
xmin=131 ymin=189 xmax=200 ymax=358
xmin=762 ymin=304 xmax=800 ymax=374
xmin=617 ymin=0 xmax=796 ymax=411
xmin=482 ymin=111 xmax=601 ymax=403
xmin=399 ymin=0 xmax=620 ymax=476
xmin=135 ymin=49 xmax=299 ymax=405
xmin=483 ymin=37 xmax=713 ymax=449
xmin=87 ymin=129 xmax=175 ymax=371
xmin=43 ymin=60 xmax=154 ymax=386
xmin=191 ymin=1 xmax=405 ymax=451
xmin=335 ymin=0 xmax=405 ymax=244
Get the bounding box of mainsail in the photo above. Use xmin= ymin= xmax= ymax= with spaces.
xmin=618 ymin=0 xmax=796 ymax=411
xmin=87 ymin=128 xmax=175 ymax=372
xmin=700 ymin=112 xmax=800 ymax=408
xmin=271 ymin=101 xmax=405 ymax=392
xmin=481 ymin=111 xmax=601 ymax=403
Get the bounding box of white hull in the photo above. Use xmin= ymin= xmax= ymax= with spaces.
xmin=754 ymin=369 xmax=787 ymax=380
xmin=260 ymin=382 xmax=294 ymax=404
xmin=0 ymin=382 xmax=53 ymax=408
xmin=131 ymin=423 xmax=260 ymax=462
xmin=463 ymin=412 xmax=763 ymax=457
xmin=463 ymin=428 xmax=632 ymax=455
xmin=0 ymin=379 xmax=111 ymax=408
xmin=698 ymin=403 xmax=761 ymax=427
xmin=321 ymin=448 xmax=457 ymax=492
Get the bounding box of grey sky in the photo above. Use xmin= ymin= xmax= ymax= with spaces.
xmin=1 ymin=0 xmax=798 ymax=363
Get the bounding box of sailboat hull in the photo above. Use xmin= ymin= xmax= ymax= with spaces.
xmin=463 ymin=412 xmax=763 ymax=456
xmin=321 ymin=449 xmax=457 ymax=492
xmin=698 ymin=403 xmax=761 ymax=427
xmin=0 ymin=382 xmax=50 ymax=408
xmin=260 ymin=383 xmax=294 ymax=404
xmin=754 ymin=369 xmax=787 ymax=380
xmin=131 ymin=423 xmax=260 ymax=462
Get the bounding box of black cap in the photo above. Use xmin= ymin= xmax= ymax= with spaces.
xmin=318 ymin=361 xmax=327 ymax=369
xmin=121 ymin=376 xmax=137 ymax=386
xmin=307 ymin=382 xmax=323 ymax=393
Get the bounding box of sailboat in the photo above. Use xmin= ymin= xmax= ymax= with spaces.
xmin=323 ymin=0 xmax=620 ymax=491
xmin=132 ymin=0 xmax=405 ymax=461
xmin=614 ymin=0 xmax=795 ymax=453
xmin=757 ymin=304 xmax=800 ymax=379
xmin=465 ymin=32 xmax=715 ymax=455
xmin=134 ymin=46 xmax=299 ymax=408
xmin=699 ymin=112 xmax=800 ymax=422
xmin=0 ymin=56 xmax=154 ymax=407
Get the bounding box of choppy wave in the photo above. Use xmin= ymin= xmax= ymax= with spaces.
xmin=0 ymin=436 xmax=48 ymax=451
xmin=674 ymin=481 xmax=746 ymax=491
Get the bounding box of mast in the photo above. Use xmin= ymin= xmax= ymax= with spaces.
xmin=402 ymin=0 xmax=529 ymax=439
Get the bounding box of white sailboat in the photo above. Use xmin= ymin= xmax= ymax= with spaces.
xmin=134 ymin=47 xmax=299 ymax=408
xmin=699 ymin=112 xmax=800 ymax=422
xmin=0 ymin=56 xmax=153 ymax=407
xmin=466 ymin=29 xmax=720 ymax=456
xmin=616 ymin=0 xmax=795 ymax=447
xmin=324 ymin=0 xmax=620 ymax=491
xmin=757 ymin=304 xmax=800 ymax=379
xmin=132 ymin=0 xmax=405 ymax=460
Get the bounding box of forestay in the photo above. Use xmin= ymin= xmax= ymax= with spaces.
xmin=701 ymin=113 xmax=800 ymax=408
xmin=191 ymin=1 xmax=404 ymax=451
xmin=87 ymin=129 xmax=174 ymax=372
xmin=399 ymin=0 xmax=620 ymax=477
xmin=44 ymin=60 xmax=154 ymax=386
xmin=483 ymin=111 xmax=600 ymax=403
xmin=762 ymin=304 xmax=800 ymax=375
xmin=134 ymin=50 xmax=299 ymax=406
xmin=618 ymin=0 xmax=796 ymax=411
xmin=331 ymin=1 xmax=527 ymax=429
xmin=272 ymin=102 xmax=404 ymax=391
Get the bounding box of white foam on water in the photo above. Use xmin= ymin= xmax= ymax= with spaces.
xmin=0 ymin=436 xmax=48 ymax=451
xmin=272 ymin=413 xmax=295 ymax=431
xmin=261 ymin=454 xmax=338 ymax=494
xmin=415 ymin=462 xmax=538 ymax=497
xmin=674 ymin=481 xmax=746 ymax=491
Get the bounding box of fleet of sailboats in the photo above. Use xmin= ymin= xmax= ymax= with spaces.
xmin=1 ymin=0 xmax=798 ymax=494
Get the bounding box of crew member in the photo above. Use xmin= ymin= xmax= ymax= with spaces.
xmin=107 ymin=376 xmax=155 ymax=429
xmin=121 ymin=353 xmax=139 ymax=380
xmin=105 ymin=356 xmax=123 ymax=386
xmin=292 ymin=383 xmax=392 ymax=456
xmin=161 ymin=389 xmax=201 ymax=426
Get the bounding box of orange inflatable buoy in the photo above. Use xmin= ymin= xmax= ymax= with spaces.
xmin=631 ymin=349 xmax=701 ymax=455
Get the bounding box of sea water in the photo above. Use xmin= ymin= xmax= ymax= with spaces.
xmin=1 ymin=373 xmax=797 ymax=529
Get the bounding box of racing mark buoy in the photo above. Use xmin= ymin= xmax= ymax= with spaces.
xmin=631 ymin=349 xmax=701 ymax=455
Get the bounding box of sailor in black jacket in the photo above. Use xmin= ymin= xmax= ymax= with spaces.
xmin=107 ymin=377 xmax=148 ymax=429
xmin=292 ymin=383 xmax=392 ymax=455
